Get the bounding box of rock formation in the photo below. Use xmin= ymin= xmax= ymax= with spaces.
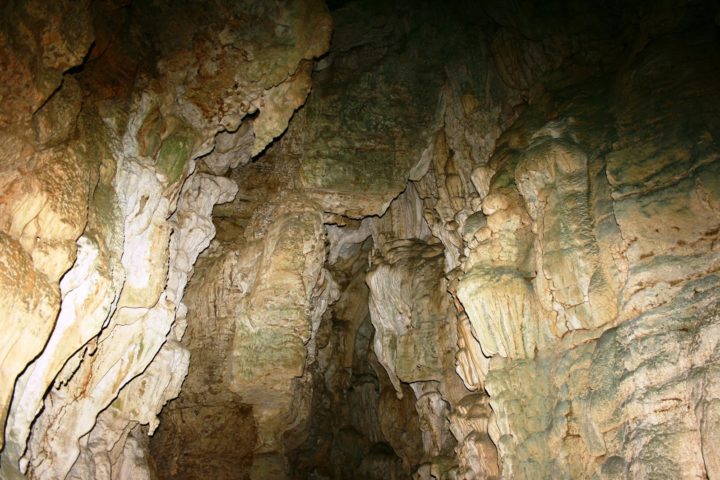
xmin=0 ymin=0 xmax=718 ymax=479
xmin=0 ymin=1 xmax=330 ymax=478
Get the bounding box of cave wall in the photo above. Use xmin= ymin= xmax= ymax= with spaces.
xmin=154 ymin=1 xmax=720 ymax=479
xmin=0 ymin=1 xmax=330 ymax=478
xmin=1 ymin=0 xmax=719 ymax=479
xmin=476 ymin=28 xmax=720 ymax=480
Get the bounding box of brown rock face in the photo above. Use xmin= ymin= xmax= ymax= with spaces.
xmin=150 ymin=244 xmax=258 ymax=479
xmin=1 ymin=0 xmax=720 ymax=479
xmin=0 ymin=0 xmax=331 ymax=478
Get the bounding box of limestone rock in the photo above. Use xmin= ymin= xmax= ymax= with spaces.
xmin=486 ymin=277 xmax=720 ymax=479
xmin=0 ymin=1 xmax=331 ymax=478
xmin=150 ymin=244 xmax=257 ymax=479
xmin=1 ymin=1 xmax=719 ymax=479
xmin=458 ymin=268 xmax=553 ymax=359
xmin=465 ymin=17 xmax=720 ymax=479
xmin=0 ymin=234 xmax=59 ymax=450
xmin=367 ymin=240 xmax=451 ymax=394
xmin=297 ymin=1 xmax=498 ymax=218
xmin=516 ymin=139 xmax=617 ymax=333
xmin=0 ymin=141 xmax=93 ymax=453
xmin=32 ymin=77 xmax=83 ymax=147
xmin=0 ymin=0 xmax=94 ymax=126
xmin=450 ymin=395 xmax=499 ymax=480
xmin=225 ymin=200 xmax=336 ymax=479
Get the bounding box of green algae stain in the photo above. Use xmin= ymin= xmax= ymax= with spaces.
xmin=156 ymin=132 xmax=196 ymax=185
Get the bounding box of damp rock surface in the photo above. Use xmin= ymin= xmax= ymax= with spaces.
xmin=1 ymin=0 xmax=719 ymax=479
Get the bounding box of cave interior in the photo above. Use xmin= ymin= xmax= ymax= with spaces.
xmin=0 ymin=0 xmax=719 ymax=479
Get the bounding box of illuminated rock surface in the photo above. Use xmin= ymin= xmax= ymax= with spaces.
xmin=0 ymin=1 xmax=718 ymax=479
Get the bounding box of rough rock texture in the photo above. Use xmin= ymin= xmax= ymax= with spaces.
xmin=475 ymin=23 xmax=720 ymax=480
xmin=286 ymin=234 xmax=425 ymax=480
xmin=0 ymin=1 xmax=330 ymax=478
xmin=2 ymin=0 xmax=720 ymax=479
xmin=150 ymin=130 xmax=342 ymax=478
xmin=295 ymin=1 xmax=498 ymax=219
xmin=279 ymin=1 xmax=720 ymax=479
xmin=150 ymin=244 xmax=258 ymax=479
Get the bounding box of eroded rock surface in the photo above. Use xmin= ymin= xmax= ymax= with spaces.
xmin=475 ymin=23 xmax=720 ymax=479
xmin=0 ymin=0 xmax=330 ymax=478
xmin=2 ymin=0 xmax=719 ymax=479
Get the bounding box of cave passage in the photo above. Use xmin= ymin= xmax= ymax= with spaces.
xmin=0 ymin=0 xmax=719 ymax=479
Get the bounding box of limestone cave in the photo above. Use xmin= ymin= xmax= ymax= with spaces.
xmin=1 ymin=0 xmax=719 ymax=478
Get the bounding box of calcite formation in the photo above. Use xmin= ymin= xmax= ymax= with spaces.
xmin=1 ymin=0 xmax=719 ymax=479
xmin=0 ymin=0 xmax=331 ymax=478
